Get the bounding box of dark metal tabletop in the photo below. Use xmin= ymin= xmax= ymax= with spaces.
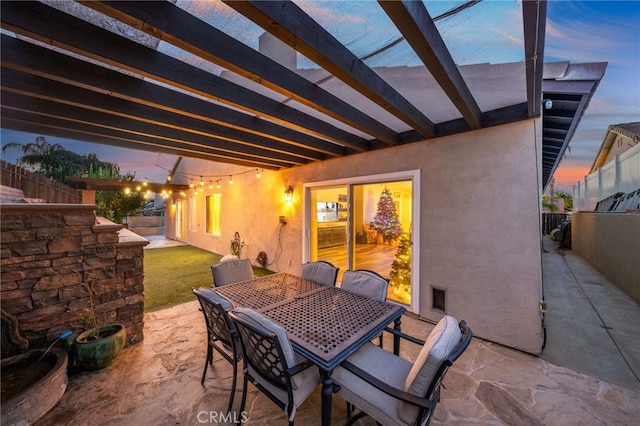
xmin=214 ymin=272 xmax=406 ymax=370
xmin=213 ymin=272 xmax=325 ymax=310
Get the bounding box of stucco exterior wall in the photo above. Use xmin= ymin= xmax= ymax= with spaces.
xmin=167 ymin=119 xmax=543 ymax=354
xmin=572 ymin=212 xmax=640 ymax=303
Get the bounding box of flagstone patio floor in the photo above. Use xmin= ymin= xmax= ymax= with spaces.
xmin=33 ymin=236 xmax=640 ymax=425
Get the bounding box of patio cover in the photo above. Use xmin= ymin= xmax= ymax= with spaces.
xmin=0 ymin=1 xmax=604 ymax=189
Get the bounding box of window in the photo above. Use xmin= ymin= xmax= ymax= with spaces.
xmin=189 ymin=196 xmax=197 ymax=232
xmin=206 ymin=194 xmax=221 ymax=236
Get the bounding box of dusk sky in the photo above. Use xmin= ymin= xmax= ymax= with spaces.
xmin=1 ymin=1 xmax=639 ymax=193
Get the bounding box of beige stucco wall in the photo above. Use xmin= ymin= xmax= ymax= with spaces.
xmin=166 ymin=119 xmax=543 ymax=354
xmin=572 ymin=212 xmax=640 ymax=303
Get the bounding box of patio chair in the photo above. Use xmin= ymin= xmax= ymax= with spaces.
xmin=228 ymin=307 xmax=321 ymax=426
xmin=340 ymin=269 xmax=389 ymax=301
xmin=341 ymin=269 xmax=389 ymax=347
xmin=301 ymin=260 xmax=339 ymax=286
xmin=192 ymin=287 xmax=242 ymax=413
xmin=332 ymin=315 xmax=472 ymax=426
xmin=211 ymin=258 xmax=254 ymax=287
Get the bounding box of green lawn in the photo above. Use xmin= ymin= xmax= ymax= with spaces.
xmin=143 ymin=245 xmax=273 ymax=312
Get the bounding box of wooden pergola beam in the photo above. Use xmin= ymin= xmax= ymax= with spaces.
xmin=379 ymin=0 xmax=482 ymax=130
xmin=80 ymin=1 xmax=398 ymax=146
xmin=224 ymin=0 xmax=436 ymax=141
xmin=1 ymin=1 xmax=370 ymax=151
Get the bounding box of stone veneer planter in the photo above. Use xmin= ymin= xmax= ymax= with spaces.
xmin=0 ymin=204 xmax=148 ymax=351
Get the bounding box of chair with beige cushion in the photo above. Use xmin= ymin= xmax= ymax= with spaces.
xmin=332 ymin=315 xmax=472 ymax=426
xmin=211 ymin=258 xmax=254 ymax=287
xmin=301 ymin=260 xmax=339 ymax=286
xmin=228 ymin=307 xmax=321 ymax=425
xmin=340 ymin=269 xmax=389 ymax=301
xmin=341 ymin=269 xmax=389 ymax=347
xmin=192 ymin=287 xmax=242 ymax=413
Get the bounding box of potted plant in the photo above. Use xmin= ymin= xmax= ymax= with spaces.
xmin=74 ymin=274 xmax=126 ymax=371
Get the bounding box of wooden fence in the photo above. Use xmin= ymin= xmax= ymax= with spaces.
xmin=1 ymin=160 xmax=82 ymax=203
xmin=541 ymin=212 xmax=569 ymax=235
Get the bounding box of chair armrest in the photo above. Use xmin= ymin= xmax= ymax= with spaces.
xmin=383 ymin=327 xmax=425 ymax=346
xmin=340 ymin=360 xmax=435 ymax=410
xmin=286 ymin=358 xmax=314 ymax=377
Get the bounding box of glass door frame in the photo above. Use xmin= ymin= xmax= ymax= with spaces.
xmin=303 ymin=170 xmax=420 ymax=313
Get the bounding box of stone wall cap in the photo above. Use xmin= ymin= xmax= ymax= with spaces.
xmin=117 ymin=227 xmax=150 ymax=248
xmin=0 ymin=203 xmax=97 ymax=212
xmin=93 ymin=216 xmax=124 ymax=233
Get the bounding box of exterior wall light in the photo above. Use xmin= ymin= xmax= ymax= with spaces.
xmin=284 ymin=185 xmax=294 ymax=203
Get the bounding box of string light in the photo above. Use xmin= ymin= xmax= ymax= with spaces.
xmin=229 ymin=175 xmax=233 ymax=184
xmin=209 ymin=180 xmax=213 ymax=189
xmin=157 ymin=167 xmax=265 ymax=183
xmin=216 ymin=180 xmax=221 ymax=189
xmin=199 ymin=176 xmax=204 ymax=187
xmin=189 ymin=179 xmax=194 ymax=188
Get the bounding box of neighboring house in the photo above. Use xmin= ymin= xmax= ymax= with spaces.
xmin=166 ymin=39 xmax=605 ymax=354
xmin=574 ymin=122 xmax=640 ymax=212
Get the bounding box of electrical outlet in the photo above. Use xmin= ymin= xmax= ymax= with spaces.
xmin=279 ymin=216 xmax=287 ymax=224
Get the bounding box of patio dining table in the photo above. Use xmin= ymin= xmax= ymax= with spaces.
xmin=213 ymin=272 xmax=406 ymax=426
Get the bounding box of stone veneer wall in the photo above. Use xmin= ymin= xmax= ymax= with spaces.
xmin=1 ymin=204 xmax=147 ymax=349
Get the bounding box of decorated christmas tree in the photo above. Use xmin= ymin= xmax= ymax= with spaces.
xmin=373 ymin=187 xmax=402 ymax=243
xmin=389 ymin=232 xmax=411 ymax=304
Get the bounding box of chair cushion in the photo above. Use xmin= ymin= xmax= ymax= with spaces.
xmin=301 ymin=262 xmax=336 ymax=286
xmin=231 ymin=307 xmax=308 ymax=389
xmin=212 ymin=259 xmax=254 ymax=286
xmin=399 ymin=315 xmax=461 ymax=424
xmin=196 ymin=287 xmax=234 ymax=311
xmin=341 ymin=270 xmax=388 ymax=301
xmin=246 ymin=356 xmax=319 ymax=420
xmin=333 ymin=342 xmax=412 ymax=426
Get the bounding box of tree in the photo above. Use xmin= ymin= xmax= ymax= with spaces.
xmin=373 ymin=187 xmax=402 ymax=242
xmin=389 ymin=231 xmax=411 ymax=304
xmin=2 ymin=136 xmax=119 ymax=184
xmin=3 ymin=136 xmax=145 ymax=223
xmin=556 ymin=191 xmax=573 ymax=211
xmin=542 ymin=191 xmax=574 ymax=212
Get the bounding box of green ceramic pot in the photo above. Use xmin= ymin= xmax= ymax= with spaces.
xmin=75 ymin=324 xmax=126 ymax=371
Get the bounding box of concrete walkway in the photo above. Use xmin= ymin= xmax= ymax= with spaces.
xmin=33 ymin=236 xmax=640 ymax=425
xmin=541 ymin=236 xmax=640 ymax=391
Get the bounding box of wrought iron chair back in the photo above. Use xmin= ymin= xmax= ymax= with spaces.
xmin=417 ymin=320 xmax=472 ymax=425
xmin=335 ymin=318 xmax=472 ymax=426
xmin=192 ymin=287 xmax=241 ymax=413
xmin=229 ymin=308 xmax=320 ymax=426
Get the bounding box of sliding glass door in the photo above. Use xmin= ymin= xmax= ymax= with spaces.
xmin=305 ymin=173 xmax=417 ymax=309
xmin=308 ymin=186 xmax=349 ymax=282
